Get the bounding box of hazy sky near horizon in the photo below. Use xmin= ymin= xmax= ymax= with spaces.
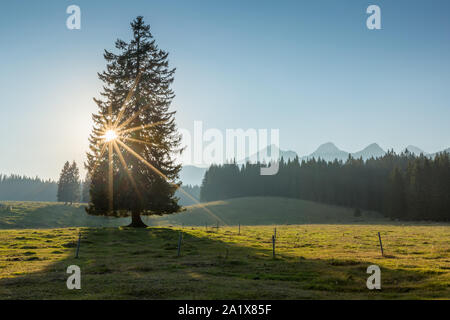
xmin=1 ymin=0 xmax=449 ymax=180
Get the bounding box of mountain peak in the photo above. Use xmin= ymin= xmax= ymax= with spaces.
xmin=362 ymin=143 xmax=384 ymax=152
xmin=303 ymin=142 xmax=349 ymax=162
xmin=243 ymin=145 xmax=298 ymax=164
xmin=351 ymin=143 xmax=385 ymax=160
xmin=315 ymin=142 xmax=341 ymax=153
xmin=405 ymin=145 xmax=427 ymax=155
xmin=366 ymin=142 xmax=381 ymax=148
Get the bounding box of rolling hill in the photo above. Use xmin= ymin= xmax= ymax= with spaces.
xmin=0 ymin=202 xmax=127 ymax=229
xmin=0 ymin=198 xmax=385 ymax=229
xmin=146 ymin=197 xmax=385 ymax=226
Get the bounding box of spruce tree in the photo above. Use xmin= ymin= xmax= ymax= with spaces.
xmin=57 ymin=161 xmax=71 ymax=204
xmin=385 ymin=167 xmax=406 ymax=219
xmin=57 ymin=161 xmax=81 ymax=204
xmin=68 ymin=161 xmax=81 ymax=204
xmin=81 ymin=174 xmax=91 ymax=203
xmin=86 ymin=17 xmax=182 ymax=227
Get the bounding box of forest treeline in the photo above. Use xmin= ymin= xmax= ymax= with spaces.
xmin=0 ymin=172 xmax=199 ymax=207
xmin=200 ymin=151 xmax=450 ymax=221
xmin=0 ymin=174 xmax=57 ymax=201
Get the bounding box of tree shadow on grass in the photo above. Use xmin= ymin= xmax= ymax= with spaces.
xmin=0 ymin=204 xmax=128 ymax=229
xmin=0 ymin=227 xmax=447 ymax=299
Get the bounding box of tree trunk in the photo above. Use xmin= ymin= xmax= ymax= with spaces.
xmin=128 ymin=210 xmax=147 ymax=228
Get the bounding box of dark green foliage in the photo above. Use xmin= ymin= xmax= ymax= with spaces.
xmin=353 ymin=208 xmax=362 ymax=217
xmin=86 ymin=17 xmax=181 ymax=225
xmin=57 ymin=161 xmax=70 ymax=203
xmin=200 ymin=151 xmax=450 ymax=222
xmin=385 ymin=167 xmax=406 ymax=220
xmin=81 ymin=174 xmax=91 ymax=203
xmin=0 ymin=174 xmax=57 ymax=201
xmin=57 ymin=161 xmax=81 ymax=204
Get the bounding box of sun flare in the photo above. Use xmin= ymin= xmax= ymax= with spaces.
xmin=90 ymin=72 xmax=225 ymax=226
xmin=104 ymin=129 xmax=118 ymax=142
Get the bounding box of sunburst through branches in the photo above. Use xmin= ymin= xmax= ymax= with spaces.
xmin=91 ymin=75 xmax=227 ymax=226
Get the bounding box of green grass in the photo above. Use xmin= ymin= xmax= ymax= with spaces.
xmin=1 ymin=197 xmax=387 ymax=230
xmin=0 ymin=224 xmax=449 ymax=299
xmin=0 ymin=201 xmax=128 ymax=229
xmin=148 ymin=196 xmax=387 ymax=226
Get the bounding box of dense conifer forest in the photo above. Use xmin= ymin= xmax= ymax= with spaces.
xmin=200 ymin=151 xmax=450 ymax=221
xmin=0 ymin=175 xmax=57 ymax=202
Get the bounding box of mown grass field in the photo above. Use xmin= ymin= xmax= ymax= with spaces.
xmin=0 ymin=224 xmax=449 ymax=299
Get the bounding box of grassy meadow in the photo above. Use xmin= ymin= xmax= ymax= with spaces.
xmin=151 ymin=196 xmax=386 ymax=226
xmin=0 ymin=201 xmax=127 ymax=229
xmin=0 ymin=224 xmax=449 ymax=299
xmin=0 ymin=197 xmax=386 ymax=230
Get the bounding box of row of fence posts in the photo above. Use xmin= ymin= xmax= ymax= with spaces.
xmin=204 ymin=221 xmax=221 ymax=232
xmin=173 ymin=225 xmax=383 ymax=259
xmin=178 ymin=224 xmax=276 ymax=259
xmin=73 ymin=225 xmax=385 ymax=259
xmin=267 ymin=227 xmax=385 ymax=259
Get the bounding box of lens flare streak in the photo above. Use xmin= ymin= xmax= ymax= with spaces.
xmin=92 ymin=74 xmax=228 ymax=226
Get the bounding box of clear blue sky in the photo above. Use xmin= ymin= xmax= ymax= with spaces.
xmin=1 ymin=0 xmax=449 ymax=180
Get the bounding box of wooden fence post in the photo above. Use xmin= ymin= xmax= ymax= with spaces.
xmin=378 ymin=232 xmax=384 ymax=256
xmin=272 ymin=235 xmax=276 ymax=259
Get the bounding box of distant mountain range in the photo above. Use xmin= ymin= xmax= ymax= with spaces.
xmin=300 ymin=142 xmax=385 ymax=162
xmin=242 ymin=144 xmax=297 ymax=164
xmin=180 ymin=143 xmax=450 ymax=186
xmin=405 ymin=145 xmax=426 ymax=156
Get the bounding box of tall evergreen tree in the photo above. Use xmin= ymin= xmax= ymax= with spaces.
xmin=81 ymin=174 xmax=91 ymax=203
xmin=86 ymin=17 xmax=182 ymax=227
xmin=385 ymin=167 xmax=406 ymax=219
xmin=57 ymin=161 xmax=71 ymax=204
xmin=57 ymin=161 xmax=81 ymax=204
xmin=68 ymin=161 xmax=81 ymax=204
